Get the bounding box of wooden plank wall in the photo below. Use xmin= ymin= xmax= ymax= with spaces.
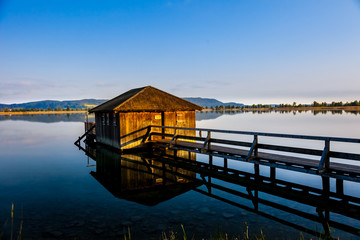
xmin=164 ymin=111 xmax=196 ymax=137
xmin=95 ymin=112 xmax=120 ymax=149
xmin=95 ymin=111 xmax=197 ymax=150
xmin=119 ymin=111 xmax=196 ymax=150
xmin=119 ymin=112 xmax=161 ymax=149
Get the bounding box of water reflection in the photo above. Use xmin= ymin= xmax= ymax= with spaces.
xmin=0 ymin=113 xmax=89 ymax=123
xmin=91 ymin=146 xmax=200 ymax=206
xmin=196 ymin=109 xmax=360 ymax=118
xmin=0 ymin=109 xmax=358 ymax=124
xmin=79 ymin=144 xmax=360 ymax=239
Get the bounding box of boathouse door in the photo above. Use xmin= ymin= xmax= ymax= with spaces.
xmin=151 ymin=112 xmax=163 ymax=141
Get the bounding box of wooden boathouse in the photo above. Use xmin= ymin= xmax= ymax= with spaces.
xmin=88 ymin=86 xmax=202 ymax=150
xmin=75 ymin=87 xmax=360 ymax=191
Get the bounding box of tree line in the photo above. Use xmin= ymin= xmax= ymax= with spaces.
xmin=1 ymin=106 xmax=91 ymax=112
xmin=203 ymin=100 xmax=360 ymax=110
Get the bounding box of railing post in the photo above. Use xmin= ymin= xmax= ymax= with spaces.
xmin=168 ymin=129 xmax=177 ymax=148
xmin=324 ymin=140 xmax=330 ymax=169
xmin=149 ymin=126 xmax=152 ymax=141
xmin=270 ymin=167 xmax=276 ymax=181
xmin=208 ymin=131 xmax=211 ymax=151
xmin=142 ymin=126 xmax=152 ymax=143
xmin=254 ymin=135 xmax=258 ymax=158
xmin=201 ymin=131 xmax=211 ymax=153
xmin=74 ymin=124 xmax=96 ymax=145
xmin=208 ymin=155 xmax=212 ymax=194
xmin=318 ymin=140 xmax=330 ymax=173
xmin=246 ymin=135 xmax=258 ymax=161
xmin=322 ymin=176 xmax=330 ymax=198
xmin=336 ymin=178 xmax=344 ymax=195
xmin=316 ymin=208 xmax=330 ymax=237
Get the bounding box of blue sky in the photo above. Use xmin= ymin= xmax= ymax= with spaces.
xmin=1 ymin=0 xmax=360 ymax=104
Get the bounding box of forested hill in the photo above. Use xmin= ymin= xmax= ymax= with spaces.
xmin=0 ymin=99 xmax=107 ymax=110
xmin=184 ymin=97 xmax=244 ymax=108
xmin=0 ymin=97 xmax=243 ymax=110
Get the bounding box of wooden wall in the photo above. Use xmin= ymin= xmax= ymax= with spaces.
xmin=95 ymin=110 xmax=196 ymax=150
xmin=95 ymin=112 xmax=120 ymax=149
xmin=119 ymin=111 xmax=196 ymax=150
xmin=163 ymin=111 xmax=196 ymax=139
xmin=119 ymin=112 xmax=162 ymax=149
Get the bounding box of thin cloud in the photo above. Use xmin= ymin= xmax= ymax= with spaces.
xmin=0 ymin=77 xmax=77 ymax=103
xmin=95 ymin=81 xmax=117 ymax=88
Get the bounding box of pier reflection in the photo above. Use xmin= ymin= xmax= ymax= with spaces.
xmin=89 ymin=145 xmax=200 ymax=206
xmin=78 ymin=144 xmax=360 ymax=239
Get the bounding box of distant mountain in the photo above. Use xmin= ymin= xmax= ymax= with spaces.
xmin=184 ymin=97 xmax=243 ymax=108
xmin=0 ymin=99 xmax=107 ymax=110
xmin=0 ymin=97 xmax=243 ymax=110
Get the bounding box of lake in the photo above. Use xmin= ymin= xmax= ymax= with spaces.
xmin=1 ymin=111 xmax=360 ymax=239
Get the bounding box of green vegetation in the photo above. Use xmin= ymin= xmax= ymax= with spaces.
xmin=159 ymin=224 xmax=266 ymax=240
xmin=200 ymin=99 xmax=360 ymax=110
xmin=0 ymin=206 xmax=341 ymax=240
xmin=158 ymin=224 xmax=337 ymax=240
xmin=1 ymin=203 xmax=23 ymax=240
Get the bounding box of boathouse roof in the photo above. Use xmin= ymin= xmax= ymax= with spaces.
xmin=91 ymin=171 xmax=200 ymax=206
xmin=89 ymin=86 xmax=203 ymax=113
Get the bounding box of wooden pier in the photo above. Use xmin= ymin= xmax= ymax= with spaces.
xmin=77 ymin=124 xmax=360 ymax=183
xmin=145 ymin=125 xmax=360 ymax=183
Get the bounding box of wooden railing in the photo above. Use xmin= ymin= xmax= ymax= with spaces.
xmin=74 ymin=124 xmax=96 ymax=145
xmin=146 ymin=125 xmax=360 ymax=175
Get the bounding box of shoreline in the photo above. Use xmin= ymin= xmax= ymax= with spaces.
xmin=1 ymin=106 xmax=360 ymax=116
xmin=201 ymin=106 xmax=360 ymax=112
xmin=0 ymin=110 xmax=88 ymax=115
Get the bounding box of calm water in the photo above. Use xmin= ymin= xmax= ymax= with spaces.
xmin=1 ymin=111 xmax=360 ymax=239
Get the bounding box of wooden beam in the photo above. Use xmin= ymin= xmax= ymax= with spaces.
xmin=201 ymin=131 xmax=211 ymax=153
xmin=141 ymin=126 xmax=151 ymax=143
xmin=318 ymin=140 xmax=330 ymax=173
xmin=74 ymin=124 xmax=96 ymax=145
xmin=167 ymin=130 xmax=178 ymax=148
xmin=246 ymin=135 xmax=258 ymax=161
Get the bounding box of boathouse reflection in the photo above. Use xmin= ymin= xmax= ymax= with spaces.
xmin=90 ymin=145 xmax=200 ymax=206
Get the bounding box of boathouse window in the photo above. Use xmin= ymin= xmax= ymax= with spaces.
xmin=113 ymin=113 xmax=117 ymax=126
xmin=106 ymin=113 xmax=109 ymax=125
xmin=102 ymin=113 xmax=105 ymax=125
xmin=176 ymin=112 xmax=185 ymax=123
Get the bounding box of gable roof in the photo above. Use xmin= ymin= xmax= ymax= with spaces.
xmin=91 ymin=170 xmax=200 ymax=206
xmin=89 ymin=86 xmax=203 ymax=113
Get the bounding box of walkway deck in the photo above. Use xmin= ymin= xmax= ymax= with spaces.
xmin=154 ymin=139 xmax=360 ymax=175
xmin=147 ymin=125 xmax=360 ymax=182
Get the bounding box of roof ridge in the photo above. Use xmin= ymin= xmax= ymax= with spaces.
xmin=89 ymin=86 xmax=146 ymax=113
xmin=89 ymin=86 xmax=202 ymax=112
xmin=114 ymin=86 xmax=148 ymax=111
xmin=145 ymin=86 xmax=202 ymax=109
